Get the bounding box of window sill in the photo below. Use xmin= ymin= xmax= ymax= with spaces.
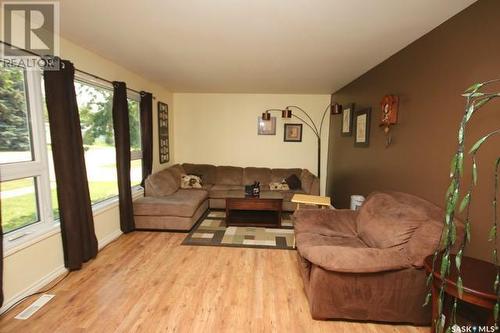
xmin=92 ymin=187 xmax=144 ymax=216
xmin=3 ymin=223 xmax=61 ymax=258
xmin=3 ymin=187 xmax=144 ymax=258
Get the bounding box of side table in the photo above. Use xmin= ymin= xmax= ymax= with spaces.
xmin=423 ymin=254 xmax=497 ymax=331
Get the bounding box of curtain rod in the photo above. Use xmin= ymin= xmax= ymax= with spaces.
xmin=0 ymin=40 xmax=155 ymax=99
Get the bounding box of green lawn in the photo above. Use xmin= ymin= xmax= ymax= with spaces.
xmin=1 ymin=144 xmax=142 ymax=233
xmin=2 ymin=181 xmax=118 ymax=234
xmin=1 ymin=178 xmax=33 ymax=191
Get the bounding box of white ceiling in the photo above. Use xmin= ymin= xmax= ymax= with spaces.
xmin=60 ymin=0 xmax=476 ymax=94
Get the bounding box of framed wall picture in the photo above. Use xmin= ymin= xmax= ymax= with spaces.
xmin=341 ymin=103 xmax=354 ymax=136
xmin=284 ymin=123 xmax=303 ymax=142
xmin=258 ymin=116 xmax=276 ymax=135
xmin=354 ymin=108 xmax=371 ymax=147
xmin=158 ymin=101 xmax=170 ymax=163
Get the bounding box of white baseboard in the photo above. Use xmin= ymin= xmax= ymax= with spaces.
xmin=0 ymin=265 xmax=67 ymax=315
xmin=1 ymin=229 xmax=123 ymax=315
xmin=98 ymin=229 xmax=123 ymax=250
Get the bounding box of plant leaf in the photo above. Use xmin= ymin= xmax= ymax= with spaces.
xmin=440 ymin=254 xmax=449 ymax=277
xmin=462 ymin=92 xmax=486 ymax=98
xmin=457 ymin=152 xmax=464 ymax=176
xmin=459 ymin=192 xmax=471 ymax=213
xmin=471 ymin=96 xmax=495 ymax=115
xmin=423 ymin=292 xmax=432 ymax=307
xmin=457 ymin=276 xmax=464 ymax=299
xmin=437 ymin=297 xmax=443 ymax=320
xmin=450 ymin=223 xmax=457 ymax=244
xmin=469 ymin=135 xmax=489 ymax=154
xmin=489 ymin=225 xmax=497 ymax=242
xmin=458 ymin=125 xmax=464 ymax=143
xmin=426 ymin=272 xmax=433 ymax=286
xmin=469 ymin=130 xmax=500 ymax=154
xmin=437 ymin=313 xmax=445 ymax=333
xmin=449 ymin=154 xmax=458 ymax=178
xmin=464 ymin=82 xmax=483 ymax=94
xmin=495 ymin=273 xmax=499 ymax=292
xmin=440 ymin=226 xmax=449 ymax=247
xmin=494 ymin=302 xmax=499 ymax=322
xmin=472 ymin=159 xmax=478 ymax=185
xmin=455 ymin=249 xmax=462 ymax=270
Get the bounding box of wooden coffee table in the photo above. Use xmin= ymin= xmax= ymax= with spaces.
xmin=225 ymin=191 xmax=283 ymax=228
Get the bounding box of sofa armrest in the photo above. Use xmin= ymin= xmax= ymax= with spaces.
xmin=298 ymin=245 xmax=411 ymax=273
xmin=299 ymin=169 xmax=319 ymax=195
xmin=309 ymin=177 xmax=320 ymax=195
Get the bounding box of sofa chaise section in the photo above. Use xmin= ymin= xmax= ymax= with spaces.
xmin=134 ymin=189 xmax=208 ymax=231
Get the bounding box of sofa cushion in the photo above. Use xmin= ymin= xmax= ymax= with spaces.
xmin=216 ymin=166 xmax=243 ymax=185
xmin=134 ymin=189 xmax=208 ymax=217
xmin=144 ymin=168 xmax=180 ymax=196
xmin=182 ymin=163 xmax=217 ymax=184
xmin=243 ymin=167 xmax=272 ymax=185
xmin=300 ymin=169 xmax=315 ymax=193
xmin=168 ymin=164 xmax=186 ymax=184
xmin=357 ymin=191 xmax=441 ymax=249
xmin=285 ymin=174 xmax=301 ymax=190
xmin=271 ymin=168 xmax=302 ymax=183
xmin=209 ymin=184 xmax=244 ymax=198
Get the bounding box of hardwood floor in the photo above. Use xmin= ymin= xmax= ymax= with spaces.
xmin=0 ymin=232 xmax=429 ymax=332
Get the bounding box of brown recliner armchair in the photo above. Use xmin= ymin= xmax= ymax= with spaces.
xmin=294 ymin=191 xmax=463 ymax=324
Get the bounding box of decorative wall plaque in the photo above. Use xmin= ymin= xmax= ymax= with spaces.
xmin=158 ymin=101 xmax=169 ymax=164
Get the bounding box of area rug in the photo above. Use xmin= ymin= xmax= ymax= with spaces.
xmin=181 ymin=210 xmax=295 ymax=250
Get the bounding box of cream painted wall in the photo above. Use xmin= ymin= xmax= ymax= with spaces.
xmin=173 ymin=93 xmax=331 ymax=194
xmin=60 ymin=38 xmax=175 ymax=173
xmin=2 ymin=37 xmax=173 ymax=310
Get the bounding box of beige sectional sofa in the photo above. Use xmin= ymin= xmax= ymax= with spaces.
xmin=133 ymin=163 xmax=319 ymax=231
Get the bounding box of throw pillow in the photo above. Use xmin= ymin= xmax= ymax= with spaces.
xmin=285 ymin=174 xmax=301 ymax=190
xmin=180 ymin=174 xmax=202 ymax=188
xmin=269 ymin=182 xmax=290 ymax=191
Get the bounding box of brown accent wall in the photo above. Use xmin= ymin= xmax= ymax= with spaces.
xmin=326 ymin=0 xmax=500 ymax=261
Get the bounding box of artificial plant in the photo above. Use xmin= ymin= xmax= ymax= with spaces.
xmin=424 ymin=79 xmax=500 ymax=333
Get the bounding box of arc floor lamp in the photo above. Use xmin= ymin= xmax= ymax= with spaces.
xmin=261 ymin=103 xmax=342 ymax=178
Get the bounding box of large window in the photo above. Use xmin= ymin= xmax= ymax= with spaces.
xmin=2 ymin=67 xmax=143 ymax=244
xmin=0 ymin=65 xmax=55 ymax=237
xmin=75 ymin=76 xmax=142 ymax=206
xmin=128 ymin=98 xmax=142 ymax=187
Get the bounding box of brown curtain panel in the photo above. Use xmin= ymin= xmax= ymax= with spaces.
xmin=112 ymin=82 xmax=135 ymax=233
xmin=44 ymin=60 xmax=98 ymax=270
xmin=140 ymin=92 xmax=153 ymax=187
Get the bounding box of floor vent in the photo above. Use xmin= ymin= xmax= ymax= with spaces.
xmin=15 ymin=294 xmax=55 ymax=320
